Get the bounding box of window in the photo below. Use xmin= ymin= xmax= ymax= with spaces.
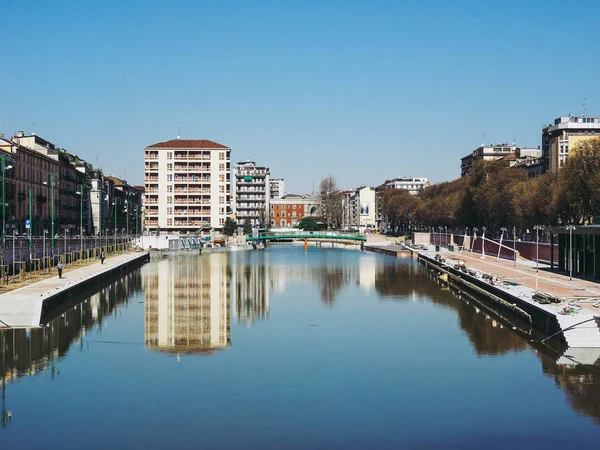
xmin=167 ymin=163 xmax=173 ymax=171
xmin=167 ymin=152 xmax=173 ymax=160
xmin=219 ymin=152 xmax=225 ymax=161
xmin=167 ymin=196 xmax=173 ymax=204
xmin=167 ymin=207 xmax=173 ymax=215
xmin=293 ymin=205 xmax=296 ymax=209
xmin=167 ymin=174 xmax=173 ymax=181
xmin=167 ymin=218 xmax=173 ymax=226
xmin=219 ymin=196 xmax=225 ymax=204
xmin=219 ymin=163 xmax=225 ymax=171
xmin=167 ymin=185 xmax=173 ymax=192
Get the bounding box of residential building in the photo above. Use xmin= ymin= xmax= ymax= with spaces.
xmin=270 ymin=178 xmax=285 ymax=199
xmin=384 ymin=177 xmax=429 ymax=195
xmin=461 ymin=144 xmax=540 ymax=177
xmin=542 ymin=115 xmax=600 ymax=173
xmin=106 ymin=176 xmax=143 ymax=236
xmin=341 ymin=186 xmax=376 ymax=229
xmin=144 ymin=139 xmax=231 ymax=235
xmin=233 ymin=160 xmax=270 ymax=228
xmin=270 ymin=194 xmax=318 ymax=228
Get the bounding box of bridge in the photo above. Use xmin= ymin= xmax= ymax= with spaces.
xmin=246 ymin=232 xmax=366 ymax=247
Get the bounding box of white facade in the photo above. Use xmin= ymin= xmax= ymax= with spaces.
xmin=270 ymin=178 xmax=285 ymax=199
xmin=384 ymin=177 xmax=429 ymax=195
xmin=144 ymin=139 xmax=231 ymax=234
xmin=233 ymin=161 xmax=270 ymax=228
xmin=342 ymin=186 xmax=376 ymax=229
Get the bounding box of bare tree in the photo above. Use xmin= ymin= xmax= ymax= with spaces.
xmin=319 ymin=175 xmax=343 ymax=229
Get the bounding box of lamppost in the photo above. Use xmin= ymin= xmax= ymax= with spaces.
xmin=1 ymin=155 xmax=13 ymax=265
xmin=43 ymin=173 xmax=57 ymax=258
xmin=566 ymin=225 xmax=576 ymax=281
xmin=76 ymin=184 xmax=87 ymax=255
xmin=125 ymin=198 xmax=129 ymax=246
xmin=481 ymin=227 xmax=487 ymax=258
xmin=534 ymin=225 xmax=544 ymax=292
xmin=28 ymin=188 xmax=33 ymax=263
xmin=497 ymin=227 xmax=507 ymax=262
xmin=472 ymin=227 xmax=478 ymax=253
xmin=113 ymin=198 xmax=121 ymax=249
xmin=513 ymin=226 xmax=517 ymax=267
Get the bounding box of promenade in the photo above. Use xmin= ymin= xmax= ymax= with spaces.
xmin=0 ymin=252 xmax=148 ymax=328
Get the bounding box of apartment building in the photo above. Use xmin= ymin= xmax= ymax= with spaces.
xmin=341 ymin=186 xmax=376 ymax=230
xmin=542 ymin=115 xmax=600 ymax=173
xmin=460 ymin=144 xmax=540 ymax=177
xmin=270 ymin=194 xmax=318 ymax=228
xmin=384 ymin=177 xmax=429 ymax=195
xmin=144 ymin=139 xmax=231 ymax=234
xmin=270 ymin=178 xmax=285 ymax=199
xmin=233 ymin=160 xmax=270 ymax=228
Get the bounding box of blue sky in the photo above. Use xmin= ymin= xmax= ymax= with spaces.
xmin=1 ymin=0 xmax=599 ymax=192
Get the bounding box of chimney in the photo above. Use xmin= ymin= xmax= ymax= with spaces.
xmin=16 ymin=131 xmax=24 ymax=137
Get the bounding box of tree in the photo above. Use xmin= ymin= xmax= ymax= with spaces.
xmin=223 ymin=218 xmax=236 ymax=236
xmin=242 ymin=218 xmax=252 ymax=235
xmin=298 ymin=217 xmax=318 ymax=231
xmin=319 ymin=175 xmax=343 ymax=229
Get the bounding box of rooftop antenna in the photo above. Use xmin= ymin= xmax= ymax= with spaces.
xmin=177 ymin=127 xmax=181 ymax=140
xmin=482 ymin=133 xmax=487 ymax=146
xmin=513 ymin=133 xmax=516 ymax=146
xmin=32 ymin=122 xmax=36 ymax=136
xmin=582 ymin=97 xmax=587 ymax=116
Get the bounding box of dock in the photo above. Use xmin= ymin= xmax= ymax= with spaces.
xmin=416 ymin=248 xmax=600 ymax=353
xmin=0 ymin=252 xmax=149 ymax=328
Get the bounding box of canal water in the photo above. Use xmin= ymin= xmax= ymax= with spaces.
xmin=2 ymin=246 xmax=600 ymax=449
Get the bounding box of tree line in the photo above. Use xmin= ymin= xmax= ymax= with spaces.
xmin=381 ymin=137 xmax=600 ymax=233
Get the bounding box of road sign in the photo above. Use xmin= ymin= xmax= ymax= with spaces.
xmin=25 ymin=219 xmax=30 ymax=229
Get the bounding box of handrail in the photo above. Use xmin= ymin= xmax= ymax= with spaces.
xmin=246 ymin=233 xmax=366 ymax=242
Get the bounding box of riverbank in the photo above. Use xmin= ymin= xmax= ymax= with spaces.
xmin=0 ymin=252 xmax=149 ymax=328
xmin=416 ymin=248 xmax=600 ymax=356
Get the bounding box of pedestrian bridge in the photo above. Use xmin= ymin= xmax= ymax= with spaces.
xmin=246 ymin=232 xmax=366 ymax=244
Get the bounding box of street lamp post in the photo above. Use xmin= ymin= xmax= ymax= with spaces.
xmin=76 ymin=184 xmax=86 ymax=255
xmin=513 ymin=226 xmax=517 ymax=267
xmin=1 ymin=155 xmax=13 ymax=266
xmin=125 ymin=199 xmax=129 ymax=247
xmin=43 ymin=229 xmax=47 ymax=271
xmin=28 ymin=188 xmax=33 ymax=263
xmin=113 ymin=198 xmax=121 ymax=250
xmin=43 ymin=173 xmax=56 ymax=259
xmin=472 ymin=227 xmax=478 ymax=253
xmin=497 ymin=227 xmax=507 ymax=262
xmin=534 ymin=225 xmax=544 ymax=292
xmin=481 ymin=227 xmax=487 ymax=258
xmin=566 ymin=225 xmax=576 ymax=281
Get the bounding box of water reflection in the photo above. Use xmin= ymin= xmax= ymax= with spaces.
xmin=144 ymin=254 xmax=231 ymax=354
xmin=1 ymin=269 xmax=142 ymax=428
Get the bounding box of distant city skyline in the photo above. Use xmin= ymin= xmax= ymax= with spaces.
xmin=1 ymin=0 xmax=598 ymax=193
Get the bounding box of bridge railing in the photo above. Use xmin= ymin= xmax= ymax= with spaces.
xmin=247 ymin=232 xmax=366 ymax=242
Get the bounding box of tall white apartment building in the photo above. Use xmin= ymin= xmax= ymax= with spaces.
xmin=270 ymin=178 xmax=285 ymax=199
xmin=144 ymin=139 xmax=231 ymax=234
xmin=233 ymin=161 xmax=270 ymax=228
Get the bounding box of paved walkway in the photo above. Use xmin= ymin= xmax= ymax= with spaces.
xmin=0 ymin=252 xmax=148 ymax=328
xmin=437 ymin=249 xmax=600 ymax=309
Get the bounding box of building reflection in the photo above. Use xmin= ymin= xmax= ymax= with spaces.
xmin=1 ymin=269 xmax=143 ymax=428
xmin=144 ymin=254 xmax=231 ymax=354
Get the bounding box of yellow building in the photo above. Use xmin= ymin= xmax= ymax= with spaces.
xmin=542 ymin=115 xmax=600 ymax=172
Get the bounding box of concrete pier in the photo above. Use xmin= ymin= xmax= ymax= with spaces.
xmin=417 ymin=249 xmax=600 ymax=352
xmin=0 ymin=252 xmax=149 ymax=328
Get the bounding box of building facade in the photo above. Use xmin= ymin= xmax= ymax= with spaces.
xmin=383 ymin=177 xmax=429 ymax=195
xmin=542 ymin=115 xmax=600 ymax=173
xmin=270 ymin=194 xmax=318 ymax=228
xmin=270 ymin=178 xmax=285 ymax=200
xmin=233 ymin=161 xmax=270 ymax=228
xmin=461 ymin=144 xmax=540 ymax=177
xmin=144 ymin=139 xmax=231 ymax=234
xmin=341 ymin=186 xmax=376 ymax=229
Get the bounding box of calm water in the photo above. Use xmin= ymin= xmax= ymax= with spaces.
xmin=2 ymin=246 xmax=600 ymax=449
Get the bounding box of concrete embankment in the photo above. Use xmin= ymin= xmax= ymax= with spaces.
xmin=0 ymin=252 xmax=149 ymax=328
xmin=417 ymin=251 xmax=600 ymax=351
